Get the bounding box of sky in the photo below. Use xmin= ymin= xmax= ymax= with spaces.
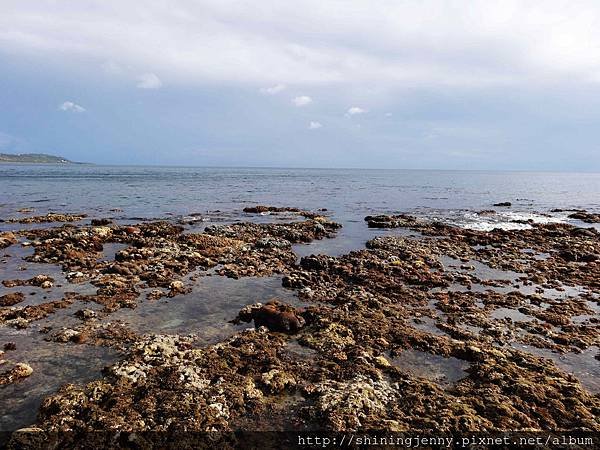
xmin=1 ymin=1 xmax=600 ymax=170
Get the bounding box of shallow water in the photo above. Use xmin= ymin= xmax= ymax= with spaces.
xmin=511 ymin=344 xmax=600 ymax=394
xmin=389 ymin=349 xmax=470 ymax=387
xmin=491 ymin=307 xmax=533 ymax=322
xmin=112 ymin=274 xmax=303 ymax=343
xmin=0 ymin=330 xmax=119 ymax=430
xmin=0 ymin=243 xmax=97 ymax=306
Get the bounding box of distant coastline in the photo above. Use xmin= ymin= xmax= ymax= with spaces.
xmin=0 ymin=153 xmax=84 ymax=164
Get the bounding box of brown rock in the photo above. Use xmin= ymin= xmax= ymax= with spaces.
xmin=0 ymin=292 xmax=25 ymax=307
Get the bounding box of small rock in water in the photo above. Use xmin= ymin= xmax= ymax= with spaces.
xmin=234 ymin=300 xmax=306 ymax=333
xmin=0 ymin=231 xmax=18 ymax=249
xmin=0 ymin=292 xmax=25 ymax=307
xmin=568 ymin=210 xmax=600 ymax=223
xmin=91 ymin=218 xmax=113 ymax=226
xmin=167 ymin=280 xmax=188 ymax=297
xmin=74 ymin=309 xmax=97 ymax=321
xmin=0 ymin=362 xmax=33 ymax=385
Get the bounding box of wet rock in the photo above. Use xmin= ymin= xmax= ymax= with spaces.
xmin=558 ymin=250 xmax=599 ymax=263
xmin=37 ymin=330 xmax=289 ymax=432
xmin=2 ymin=274 xmax=54 ymax=288
xmin=146 ymin=289 xmax=165 ymax=301
xmin=10 ymin=208 xmax=600 ymax=433
xmin=4 ymin=342 xmax=16 ymax=351
xmin=236 ymin=300 xmax=305 ymax=333
xmin=91 ymin=218 xmax=113 ymax=226
xmin=364 ymin=214 xmax=422 ymax=228
xmin=7 ymin=213 xmax=86 ymax=224
xmin=51 ymin=328 xmax=82 ymax=343
xmin=299 ymin=322 xmax=356 ymax=360
xmin=0 ymin=292 xmax=25 ymax=307
xmin=74 ymin=309 xmax=97 ymax=321
xmin=167 ymin=280 xmax=188 ymax=297
xmin=0 ymin=298 xmax=74 ymax=328
xmin=0 ymin=231 xmax=18 ymax=249
xmin=493 ymin=202 xmax=512 ymax=207
xmin=243 ymin=205 xmax=300 ymax=214
xmin=5 ymin=427 xmax=47 ymax=449
xmin=0 ymin=362 xmax=33 ymax=385
xmin=255 ymin=237 xmax=291 ymax=249
xmin=568 ymin=211 xmax=600 ymax=223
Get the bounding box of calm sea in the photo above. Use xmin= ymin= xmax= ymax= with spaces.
xmin=1 ymin=165 xmax=600 ymax=245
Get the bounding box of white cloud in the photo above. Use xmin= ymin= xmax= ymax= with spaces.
xmin=292 ymin=95 xmax=312 ymax=106
xmin=137 ymin=73 xmax=162 ymax=89
xmin=260 ymin=83 xmax=286 ymax=95
xmin=59 ymin=101 xmax=86 ymax=113
xmin=3 ymin=1 xmax=600 ymax=88
xmin=308 ymin=121 xmax=322 ymax=129
xmin=347 ymin=106 xmax=366 ymax=115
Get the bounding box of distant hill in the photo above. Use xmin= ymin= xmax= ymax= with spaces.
xmin=0 ymin=153 xmax=77 ymax=164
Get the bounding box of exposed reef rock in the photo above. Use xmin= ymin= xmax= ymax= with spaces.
xmin=2 ymin=209 xmax=599 ymax=438
xmin=5 ymin=213 xmax=87 ymax=224
xmin=0 ymin=292 xmax=25 ymax=307
xmin=234 ymin=300 xmax=306 ymax=333
xmin=0 ymin=231 xmax=18 ymax=249
xmin=0 ymin=362 xmax=33 ymax=385
xmin=568 ymin=211 xmax=600 ymax=223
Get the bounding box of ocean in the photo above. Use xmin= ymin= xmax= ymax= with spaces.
xmin=2 ymin=164 xmax=600 ymax=233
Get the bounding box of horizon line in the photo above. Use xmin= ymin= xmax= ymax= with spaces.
xmin=2 ymin=161 xmax=600 ymax=174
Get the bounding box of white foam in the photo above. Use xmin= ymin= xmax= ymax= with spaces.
xmin=453 ymin=211 xmax=567 ymax=232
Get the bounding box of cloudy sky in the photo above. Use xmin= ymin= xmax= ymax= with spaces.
xmin=1 ymin=0 xmax=600 ymax=169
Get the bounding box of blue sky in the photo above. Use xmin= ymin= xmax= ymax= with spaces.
xmin=1 ymin=0 xmax=600 ymax=170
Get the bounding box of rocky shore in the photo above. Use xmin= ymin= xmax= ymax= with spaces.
xmin=0 ymin=205 xmax=598 ymax=443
